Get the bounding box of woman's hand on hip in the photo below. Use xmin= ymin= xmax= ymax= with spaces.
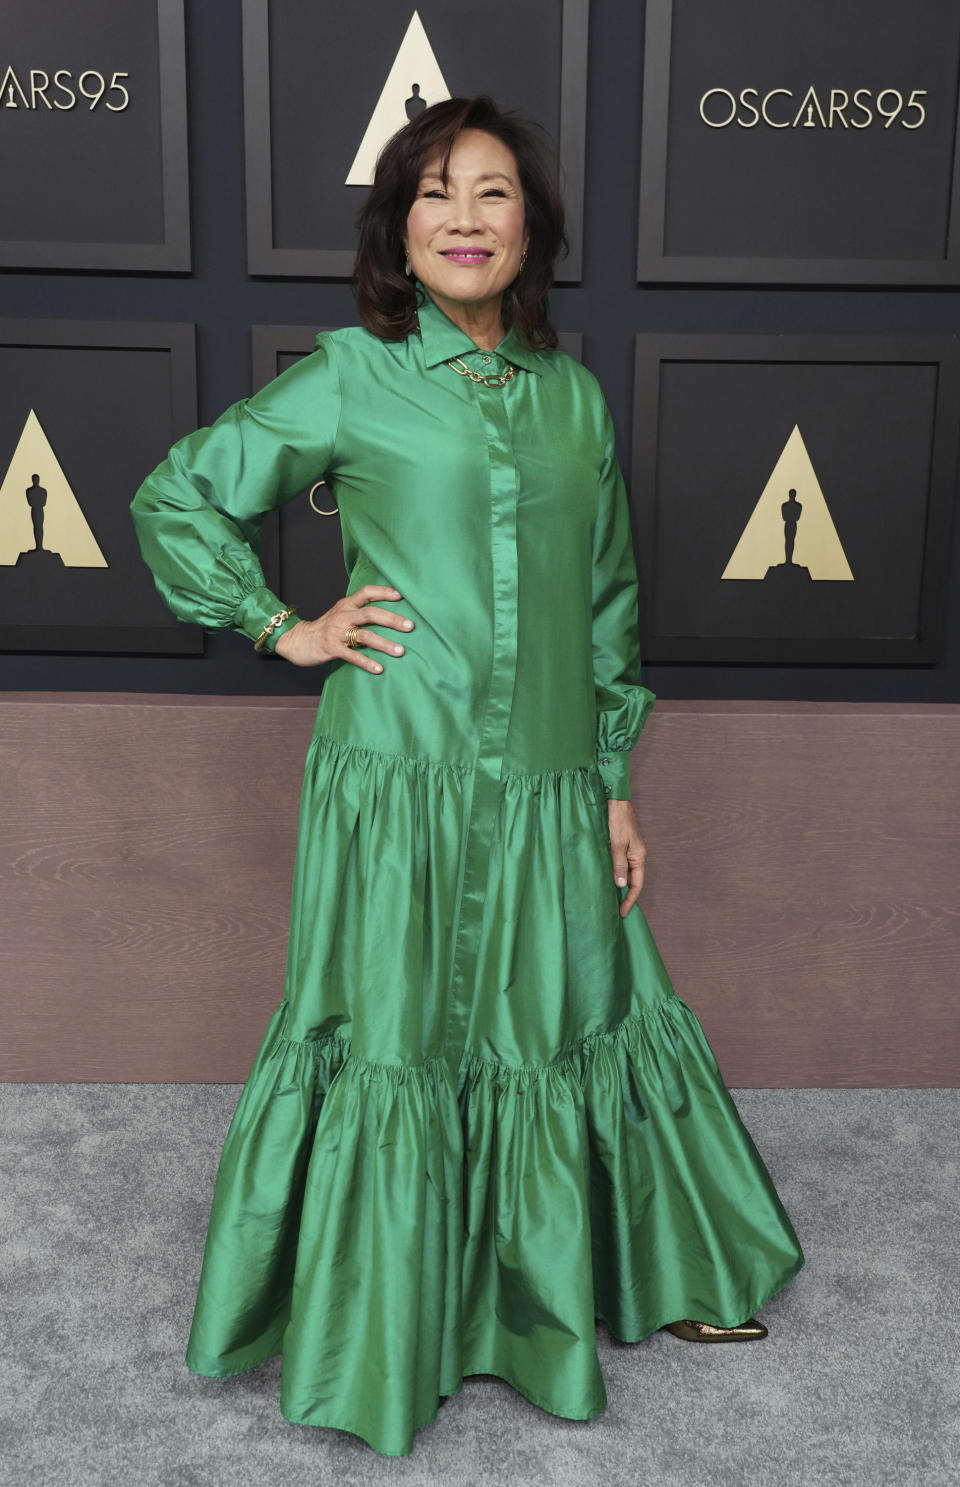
xmin=273 ymin=584 xmax=414 ymax=669
xmin=607 ymin=798 xmax=646 ymax=916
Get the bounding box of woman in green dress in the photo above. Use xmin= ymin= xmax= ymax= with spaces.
xmin=130 ymin=95 xmax=805 ymax=1457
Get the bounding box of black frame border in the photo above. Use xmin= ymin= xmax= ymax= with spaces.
xmin=0 ymin=0 xmax=190 ymax=272
xmin=636 ymin=0 xmax=960 ymax=285
xmin=631 ymin=332 xmax=960 ymax=663
xmin=0 ymin=318 xmax=200 ymax=654
xmin=243 ymin=0 xmax=588 ymax=281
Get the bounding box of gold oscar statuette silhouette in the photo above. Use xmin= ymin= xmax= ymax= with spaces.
xmin=0 ymin=408 xmax=108 ymax=568
xmin=721 ymin=425 xmax=853 ymax=585
xmin=345 ymin=12 xmax=450 ymax=185
xmin=761 ymin=486 xmax=812 ymax=593
xmin=20 ymin=472 xmax=60 ymax=568
xmin=405 ymin=83 xmax=427 ymax=119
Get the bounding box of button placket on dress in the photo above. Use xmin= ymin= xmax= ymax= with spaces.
xmin=443 ymin=353 xmax=522 ymax=1072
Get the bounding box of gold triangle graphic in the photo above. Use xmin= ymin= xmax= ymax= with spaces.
xmin=345 ymin=10 xmax=451 ymax=186
xmin=0 ymin=408 xmax=108 ymax=567
xmin=721 ymin=424 xmax=853 ymax=581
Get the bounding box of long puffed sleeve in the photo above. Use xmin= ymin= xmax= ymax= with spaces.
xmin=592 ymin=404 xmax=656 ymax=799
xmin=129 ymin=333 xmax=341 ymax=653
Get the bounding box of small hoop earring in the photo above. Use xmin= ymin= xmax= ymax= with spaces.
xmin=308 ymin=479 xmax=339 ymax=516
xmin=519 ymin=250 xmax=528 ymax=271
xmin=404 ymin=254 xmax=413 ymax=277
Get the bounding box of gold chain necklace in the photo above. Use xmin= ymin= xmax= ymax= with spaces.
xmin=446 ymin=355 xmax=516 ymax=388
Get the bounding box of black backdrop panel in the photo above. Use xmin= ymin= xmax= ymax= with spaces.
xmin=0 ymin=322 xmax=199 ymax=653
xmin=0 ymin=0 xmax=189 ymax=270
xmin=632 ymin=335 xmax=960 ymax=663
xmin=3 ymin=0 xmax=959 ymax=705
xmin=637 ymin=0 xmax=960 ymax=283
xmin=252 ymin=324 xmax=583 ymax=625
xmin=244 ymin=0 xmax=587 ymax=279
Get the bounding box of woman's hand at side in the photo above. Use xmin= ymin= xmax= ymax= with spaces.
xmin=274 ymin=584 xmax=414 ymax=669
xmin=607 ymin=798 xmax=647 ymax=916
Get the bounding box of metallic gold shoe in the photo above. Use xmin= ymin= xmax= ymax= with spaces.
xmin=663 ymin=1317 xmax=768 ymax=1342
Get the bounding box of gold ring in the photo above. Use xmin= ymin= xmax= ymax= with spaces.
xmin=344 ymin=626 xmax=360 ymax=648
xmin=309 ymin=480 xmax=339 ymax=516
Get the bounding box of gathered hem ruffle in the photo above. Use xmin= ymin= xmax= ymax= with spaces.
xmin=260 ymin=988 xmax=703 ymax=1080
xmin=185 ymin=990 xmax=805 ymax=1457
xmin=308 ymin=726 xmax=603 ymax=784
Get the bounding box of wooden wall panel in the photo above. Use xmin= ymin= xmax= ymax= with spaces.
xmin=631 ymin=701 xmax=960 ymax=1088
xmin=0 ymin=694 xmax=957 ymax=1086
xmin=0 ymin=694 xmax=314 ymax=1084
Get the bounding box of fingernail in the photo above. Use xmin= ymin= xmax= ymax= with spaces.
xmin=616 ymin=877 xmax=627 ymax=886
xmin=402 ymin=620 xmax=413 ymax=629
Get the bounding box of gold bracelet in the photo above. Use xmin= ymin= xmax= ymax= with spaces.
xmin=253 ymin=605 xmax=299 ymax=653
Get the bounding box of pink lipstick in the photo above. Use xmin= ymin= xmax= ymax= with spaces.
xmin=441 ymin=249 xmax=493 ymax=265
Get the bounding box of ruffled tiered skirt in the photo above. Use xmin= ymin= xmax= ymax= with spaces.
xmin=185 ymin=732 xmax=805 ymax=1456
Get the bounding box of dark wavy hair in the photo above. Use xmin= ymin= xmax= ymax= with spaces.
xmin=353 ymin=95 xmax=567 ymax=349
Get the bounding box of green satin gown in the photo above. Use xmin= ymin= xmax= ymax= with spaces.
xmin=129 ymin=285 xmax=805 ymax=1457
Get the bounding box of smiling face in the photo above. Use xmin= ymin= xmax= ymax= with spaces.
xmin=403 ymin=127 xmax=529 ymax=330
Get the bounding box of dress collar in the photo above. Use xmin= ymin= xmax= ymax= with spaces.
xmin=413 ymin=282 xmax=543 ymax=375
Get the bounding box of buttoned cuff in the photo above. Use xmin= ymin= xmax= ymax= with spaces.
xmin=234 ymin=586 xmax=300 ymax=654
xmin=597 ymin=747 xmax=633 ymax=801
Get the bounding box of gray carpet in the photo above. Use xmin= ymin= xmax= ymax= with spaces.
xmin=2 ymin=1085 xmax=957 ymax=1487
